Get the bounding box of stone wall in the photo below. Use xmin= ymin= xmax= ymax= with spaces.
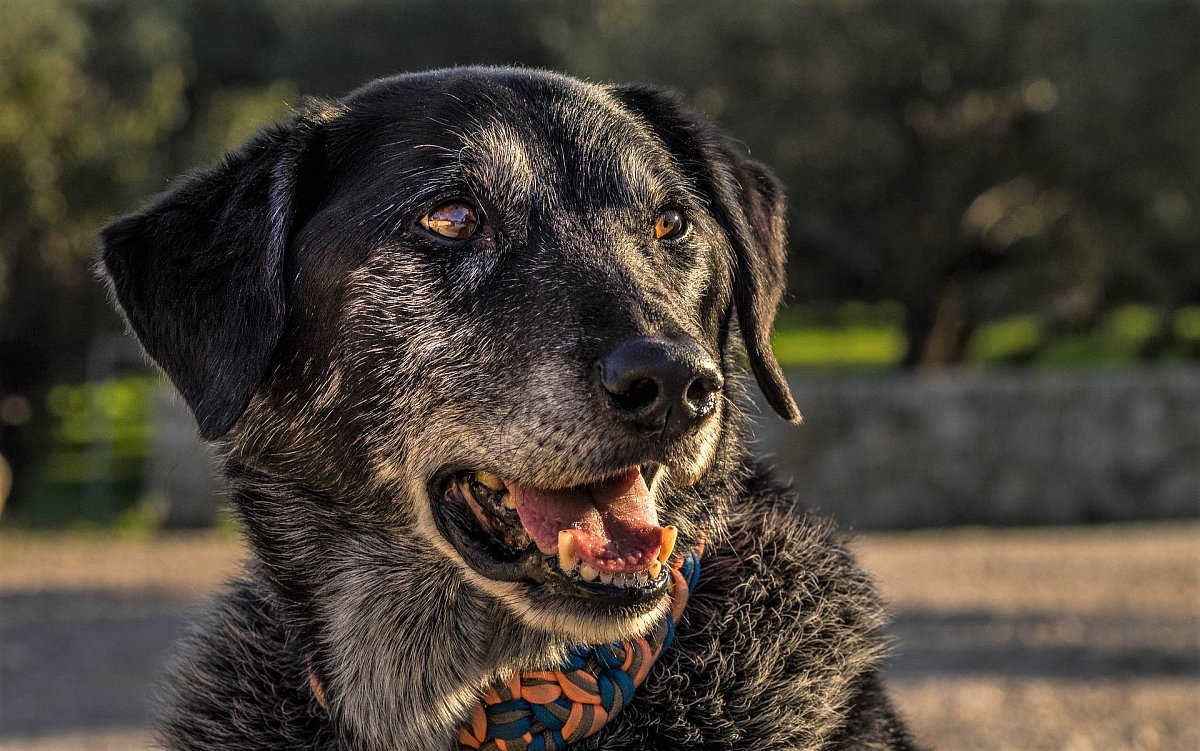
xmin=749 ymin=367 xmax=1200 ymax=529
xmin=148 ymin=382 xmax=222 ymax=528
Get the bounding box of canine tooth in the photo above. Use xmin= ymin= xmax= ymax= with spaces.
xmin=599 ymin=571 xmax=614 ymax=585
xmin=558 ymin=531 xmax=578 ymax=571
xmin=658 ymin=526 xmax=678 ymax=564
xmin=647 ymin=558 xmax=662 ymax=578
xmin=579 ymin=563 xmax=599 ymax=582
xmin=476 ymin=471 xmax=505 ymax=491
xmin=502 ymin=493 xmax=516 ymax=510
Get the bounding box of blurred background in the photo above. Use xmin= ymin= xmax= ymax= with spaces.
xmin=0 ymin=1 xmax=1196 ymax=749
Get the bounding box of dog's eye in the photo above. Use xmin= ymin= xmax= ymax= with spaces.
xmin=653 ymin=209 xmax=687 ymax=240
xmin=420 ymin=201 xmax=480 ymax=240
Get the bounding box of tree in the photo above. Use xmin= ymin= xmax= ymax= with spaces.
xmin=0 ymin=0 xmax=193 ymax=504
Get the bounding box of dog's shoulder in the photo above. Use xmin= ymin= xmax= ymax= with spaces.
xmin=692 ymin=461 xmax=892 ymax=682
xmin=584 ymin=462 xmax=916 ymax=750
xmin=157 ymin=577 xmax=337 ymax=751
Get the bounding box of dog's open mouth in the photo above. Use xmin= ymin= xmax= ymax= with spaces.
xmin=432 ymin=466 xmax=674 ymax=606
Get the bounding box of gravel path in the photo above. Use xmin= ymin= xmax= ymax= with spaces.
xmin=853 ymin=524 xmax=1199 ymax=750
xmin=1 ymin=523 xmax=1196 ymax=750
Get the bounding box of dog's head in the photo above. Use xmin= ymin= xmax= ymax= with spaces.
xmin=101 ymin=68 xmax=798 ymax=644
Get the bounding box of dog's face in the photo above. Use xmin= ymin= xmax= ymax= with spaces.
xmin=101 ymin=69 xmax=798 ymax=646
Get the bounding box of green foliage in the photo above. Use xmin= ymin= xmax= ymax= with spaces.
xmin=6 ymin=377 xmax=155 ymax=527
xmin=0 ymin=0 xmax=189 ymax=274
xmin=44 ymin=377 xmax=153 ymax=478
xmin=1174 ymin=307 xmax=1200 ymax=342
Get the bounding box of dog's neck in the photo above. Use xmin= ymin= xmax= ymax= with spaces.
xmin=231 ymin=474 xmax=574 ymax=750
xmin=321 ymin=556 xmax=567 ymax=749
xmin=307 ymin=548 xmax=700 ymax=751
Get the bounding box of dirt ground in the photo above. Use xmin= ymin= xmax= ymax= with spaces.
xmin=1 ymin=522 xmax=1196 ymax=750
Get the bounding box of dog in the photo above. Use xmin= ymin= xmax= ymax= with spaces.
xmin=100 ymin=67 xmax=915 ymax=750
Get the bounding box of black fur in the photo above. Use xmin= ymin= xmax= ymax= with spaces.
xmin=100 ymin=68 xmax=914 ymax=750
xmin=100 ymin=119 xmax=325 ymax=439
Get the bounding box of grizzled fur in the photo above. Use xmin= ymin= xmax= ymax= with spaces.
xmin=100 ymin=68 xmax=915 ymax=750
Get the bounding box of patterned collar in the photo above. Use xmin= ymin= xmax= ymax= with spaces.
xmin=457 ymin=547 xmax=702 ymax=750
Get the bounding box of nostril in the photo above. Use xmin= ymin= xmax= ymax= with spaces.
xmin=610 ymin=377 xmax=659 ymax=412
xmin=686 ymin=375 xmax=719 ymax=405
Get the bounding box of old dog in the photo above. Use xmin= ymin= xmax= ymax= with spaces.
xmin=101 ymin=68 xmax=915 ymax=750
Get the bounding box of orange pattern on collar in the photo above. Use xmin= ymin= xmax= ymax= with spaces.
xmin=457 ymin=546 xmax=702 ymax=751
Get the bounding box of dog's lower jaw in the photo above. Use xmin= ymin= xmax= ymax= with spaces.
xmin=316 ymin=490 xmax=665 ymax=748
xmin=501 ymin=584 xmax=672 ymax=644
xmin=220 ymin=472 xmax=556 ymax=750
xmin=316 ymin=540 xmax=575 ymax=750
xmin=227 ymin=430 xmax=706 ymax=748
xmin=322 ymin=589 xmax=666 ymax=751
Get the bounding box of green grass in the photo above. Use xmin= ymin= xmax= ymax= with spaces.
xmin=968 ymin=315 xmax=1042 ymax=362
xmin=772 ymin=325 xmax=906 ymax=367
xmin=772 ymin=303 xmax=1200 ymax=369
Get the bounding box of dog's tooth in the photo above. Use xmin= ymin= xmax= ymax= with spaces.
xmin=658 ymin=526 xmax=678 ymax=564
xmin=599 ymin=571 xmax=614 ymax=585
xmin=558 ymin=531 xmax=578 ymax=571
xmin=579 ymin=563 xmax=599 ymax=582
xmin=647 ymin=558 xmax=662 ymax=579
xmin=502 ymin=493 xmax=516 ymax=510
xmin=476 ymin=471 xmax=505 ymax=491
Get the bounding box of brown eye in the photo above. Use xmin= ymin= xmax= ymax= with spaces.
xmin=653 ymin=209 xmax=686 ymax=240
xmin=420 ymin=201 xmax=480 ymax=240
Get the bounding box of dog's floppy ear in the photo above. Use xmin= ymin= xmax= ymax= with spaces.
xmin=610 ymin=85 xmax=802 ymax=423
xmin=721 ymin=153 xmax=802 ymax=423
xmin=100 ymin=117 xmax=320 ymax=440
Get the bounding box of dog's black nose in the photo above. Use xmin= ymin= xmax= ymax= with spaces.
xmin=599 ymin=337 xmax=723 ymax=435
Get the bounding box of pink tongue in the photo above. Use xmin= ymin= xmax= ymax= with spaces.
xmin=506 ymin=468 xmax=663 ymax=573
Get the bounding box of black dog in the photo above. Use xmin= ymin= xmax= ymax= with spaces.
xmin=101 ymin=68 xmax=915 ymax=750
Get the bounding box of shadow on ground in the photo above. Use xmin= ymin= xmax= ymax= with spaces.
xmin=1 ymin=590 xmax=193 ymax=737
xmin=887 ymin=609 xmax=1199 ymax=680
